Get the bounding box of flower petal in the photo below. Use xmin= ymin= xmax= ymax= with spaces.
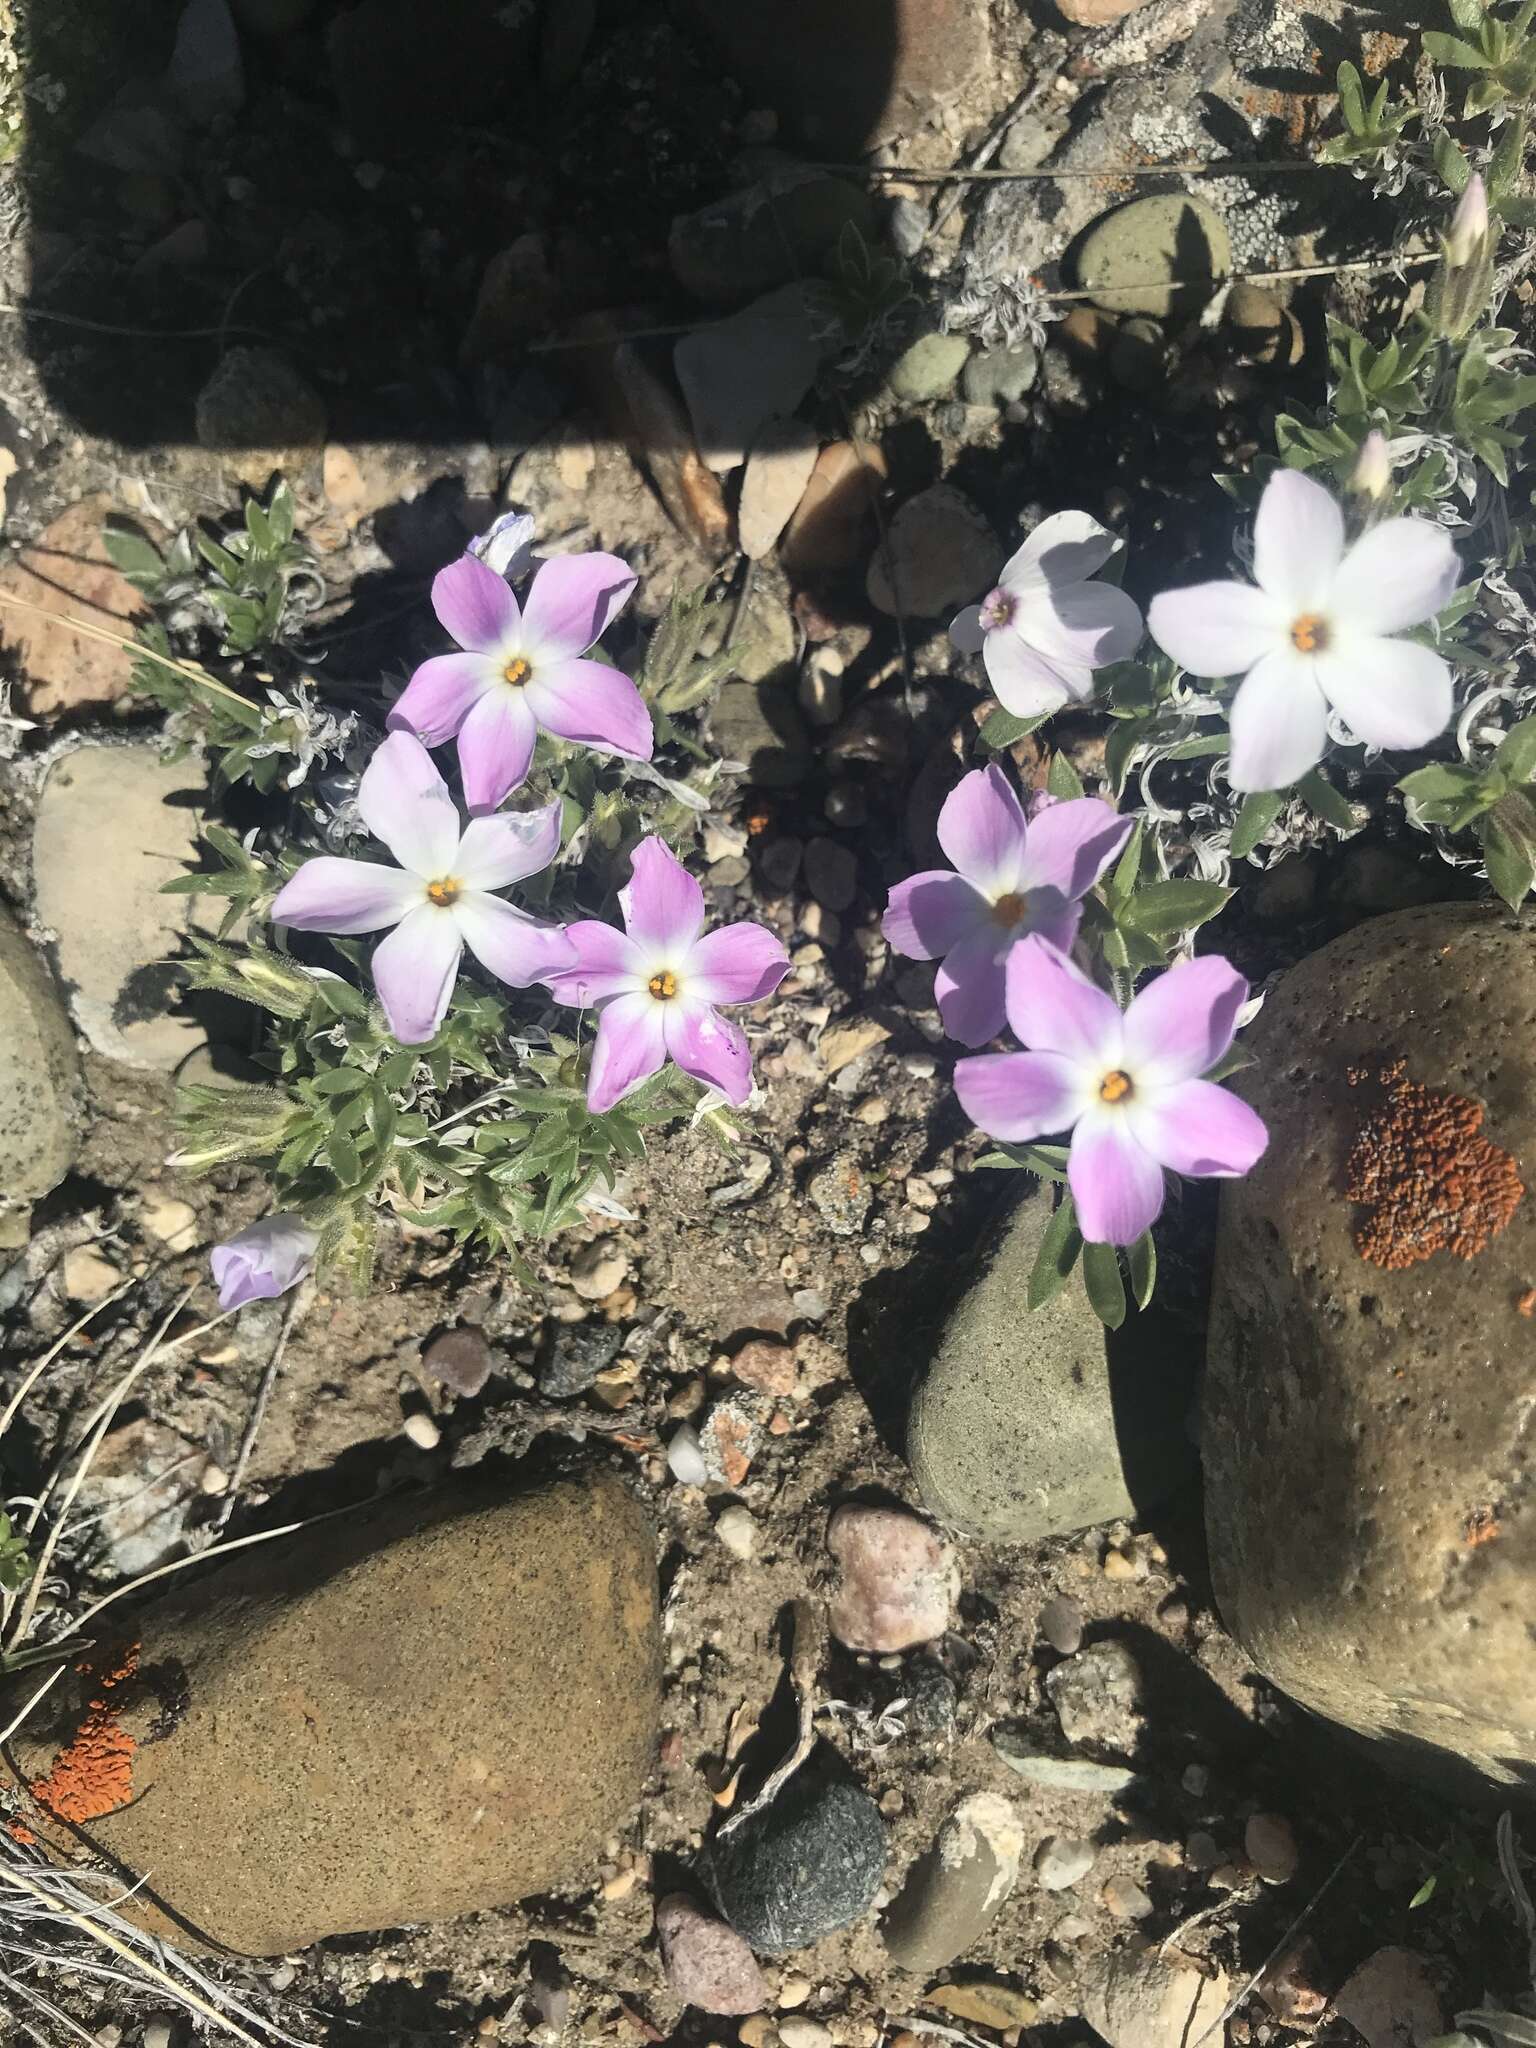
xmin=453 ymin=801 xmax=564 ymax=890
xmin=665 ymin=998 xmax=754 ymax=1104
xmin=949 ymin=604 xmax=986 ymax=655
xmin=357 ymin=730 xmax=462 ymax=879
xmin=1122 ymin=955 xmax=1250 ymax=1085
xmin=1328 ymin=518 xmax=1460 ymax=635
xmin=457 ymin=687 xmax=539 ymax=813
xmin=453 ymin=893 xmax=576 ymax=988
xmin=1316 ymin=634 xmax=1455 ymax=753
xmin=524 ymin=658 xmax=655 ymax=761
xmin=1003 ymin=510 xmax=1120 ymax=596
xmin=935 ymin=764 xmax=1029 ymax=893
xmin=1146 ymin=579 xmax=1283 ymax=678
xmin=620 ymin=836 xmax=705 ymax=956
xmin=388 ymin=652 xmax=496 ymax=745
xmin=1130 ymin=1077 xmax=1268 ymax=1179
xmin=1019 ymin=579 xmax=1145 ymax=672
xmin=982 ymin=628 xmax=1086 ymax=717
xmin=587 ymin=990 xmax=668 ymax=1112
xmin=1253 ymin=467 xmax=1345 ymax=608
xmin=209 ymin=1214 xmax=317 ymax=1312
xmin=1068 ymin=1115 xmax=1167 ymax=1245
xmin=953 ymin=1049 xmax=1085 ymax=1141
xmin=1017 ymin=796 xmax=1133 ymax=902
xmin=1226 ymin=647 xmax=1331 ymax=793
xmin=935 ymin=933 xmax=1010 ymax=1048
xmin=883 ymin=872 xmax=988 ymax=961
xmin=520 ymin=551 xmax=638 ymax=660
xmin=432 ymin=552 xmax=523 ymax=655
xmin=371 ymin=903 xmax=463 ymax=1044
xmin=1004 ymin=932 xmax=1122 ymax=1067
xmin=543 ymin=920 xmax=644 ymax=1006
xmin=686 ymin=922 xmax=790 ymax=1006
xmin=270 ymin=856 xmax=419 ymax=934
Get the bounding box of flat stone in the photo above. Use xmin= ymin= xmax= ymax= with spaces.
xmin=781 ymin=441 xmax=886 ymax=581
xmin=75 ymin=1416 xmax=201 ymax=1578
xmin=883 ymin=1793 xmax=1023 ymax=1973
xmin=1073 ymin=195 xmax=1230 ymax=319
xmin=1245 ymin=1812 xmax=1299 ymax=1884
xmin=8 ymin=1476 xmax=661 ymax=1954
xmin=1039 ymin=1595 xmax=1085 ymax=1656
xmin=887 ymin=330 xmax=971 ymax=404
xmin=866 ymin=485 xmax=1001 ymax=619
xmin=0 ymin=498 xmax=157 ymax=717
xmin=1078 ymin=1948 xmax=1232 ymax=2048
xmin=1033 ymin=1834 xmax=1096 ymax=1891
xmin=0 ymin=906 xmax=84 ymax=1211
xmin=1046 ymin=1641 xmax=1144 ymax=1756
xmin=570 ymin=1234 xmax=629 ymax=1302
xmin=960 ymin=343 xmax=1039 ymax=409
xmin=538 ymin=1319 xmax=623 ymax=1397
xmin=732 ymin=1339 xmax=797 ymax=1396
xmin=1333 ymin=1949 xmax=1444 ymax=2048
xmin=708 ymin=1748 xmax=886 ymax=1956
xmin=827 ymin=1504 xmax=958 ymax=1653
xmin=656 ymin=1892 xmax=768 ymax=2015
xmin=925 ymin=1980 xmax=1038 ymax=2030
xmin=676 ymin=286 xmax=822 ymax=476
xmin=908 ymin=1187 xmax=1197 ymax=1542
xmin=991 ymin=1736 xmax=1137 ymax=1795
xmin=739 ymin=418 xmax=822 ymax=562
xmin=670 ymin=169 xmax=878 ymax=306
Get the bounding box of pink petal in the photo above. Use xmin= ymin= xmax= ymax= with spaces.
xmin=1122 ymin=955 xmax=1249 ymax=1085
xmin=371 ymin=904 xmax=463 ymax=1044
xmin=949 ymin=604 xmax=986 ymax=655
xmin=620 ymin=836 xmax=705 ymax=956
xmin=389 ymin=652 xmax=497 ymax=745
xmin=1003 ymin=510 xmax=1119 ymax=596
xmin=1017 ymin=796 xmax=1133 ymax=902
xmin=665 ymin=998 xmax=754 ymax=1104
xmin=1227 ymin=647 xmax=1330 ymax=792
xmin=1316 ymin=636 xmax=1454 ymax=753
xmin=1329 ymin=518 xmax=1460 ymax=636
xmin=454 ymin=801 xmax=563 ymax=890
xmin=453 ymin=893 xmax=576 ymax=989
xmin=937 ymin=764 xmax=1030 ymax=892
xmin=1253 ymin=468 xmax=1344 ymax=609
xmin=953 ymin=1049 xmax=1084 ymax=1140
xmin=432 ymin=552 xmax=522 ymax=655
xmin=358 ymin=730 xmax=461 ymax=879
xmin=524 ymin=657 xmax=655 ymax=761
xmin=1068 ymin=1117 xmax=1166 ymax=1245
xmin=1020 ymin=579 xmax=1144 ymax=672
xmin=982 ymin=629 xmax=1085 ymax=717
xmin=1130 ymin=1077 xmax=1268 ymax=1179
xmin=457 ymin=687 xmax=539 ymax=813
xmin=520 ymin=551 xmax=637 ymax=660
xmin=270 ymin=856 xmax=419 ymax=934
xmin=883 ymin=871 xmax=988 ymax=961
xmin=935 ymin=932 xmax=1010 ymax=1048
xmin=587 ymin=990 xmax=668 ymax=1112
xmin=543 ymin=919 xmax=644 ymax=1006
xmin=1004 ymin=933 xmax=1122 ymax=1066
xmin=1146 ymin=580 xmax=1282 ymax=678
xmin=686 ymin=922 xmax=790 ymax=1006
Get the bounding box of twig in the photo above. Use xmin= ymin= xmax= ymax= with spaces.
xmin=0 ymin=589 xmax=260 ymax=717
xmin=0 ymin=1668 xmax=64 ymax=1750
xmin=927 ymin=77 xmax=1049 ymax=243
xmin=716 ymin=1599 xmax=823 ymax=1840
xmin=1189 ymin=1835 xmax=1363 ymax=2048
xmin=209 ymin=1291 xmax=303 ymax=1538
xmin=811 ymin=156 xmax=1331 ymax=182
xmin=0 ymin=1280 xmax=141 ymax=1449
xmin=0 ymin=304 xmax=265 ymax=341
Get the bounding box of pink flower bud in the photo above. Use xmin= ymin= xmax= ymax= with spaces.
xmin=1446 ymin=173 xmax=1489 ymax=268
xmin=209 ymin=1214 xmax=319 ymax=1311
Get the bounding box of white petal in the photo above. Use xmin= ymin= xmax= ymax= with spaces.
xmin=1253 ymin=469 xmax=1345 ymax=608
xmin=949 ymin=604 xmax=986 ymax=655
xmin=1227 ymin=647 xmax=1331 ymax=792
xmin=1003 ymin=510 xmax=1119 ymax=597
xmin=1328 ymin=519 xmax=1461 ymax=636
xmin=358 ymin=730 xmax=461 ymax=880
xmin=982 ymin=629 xmax=1083 ymax=718
xmin=1315 ymin=635 xmax=1455 ymax=753
xmin=1019 ymin=581 xmax=1144 ymax=672
xmin=1147 ymin=580 xmax=1283 ymax=678
xmin=453 ymin=801 xmax=563 ymax=891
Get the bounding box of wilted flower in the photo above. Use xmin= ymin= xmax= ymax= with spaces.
xmin=544 ymin=835 xmax=789 ymax=1113
xmin=883 ymin=763 xmax=1132 ymax=1046
xmin=270 ymin=730 xmax=573 ymax=1044
xmin=1147 ymin=468 xmax=1460 ymax=793
xmin=210 ymin=1214 xmax=318 ymax=1311
xmin=390 ymin=550 xmax=654 ymax=813
xmin=950 ymin=512 xmax=1145 ymax=721
xmin=470 ymin=508 xmax=537 ymax=581
xmin=954 ymin=937 xmax=1268 ymax=1244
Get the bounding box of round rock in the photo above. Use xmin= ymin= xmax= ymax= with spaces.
xmin=886 ymin=329 xmax=971 ymax=404
xmin=827 ymin=1503 xmax=958 ymax=1653
xmin=1046 ymin=1640 xmax=1144 ymax=1756
xmin=1074 ymin=195 xmax=1230 ymax=319
xmin=708 ymin=1749 xmax=887 ymax=1955
xmin=1033 ymin=1834 xmax=1096 ymax=1891
xmin=960 ymin=342 xmax=1038 ymax=409
xmin=866 ymin=485 xmax=1001 ymax=619
xmin=883 ymin=1793 xmax=1023 ymax=1973
xmin=656 ymin=1892 xmax=768 ymax=2014
xmin=0 ymin=906 xmax=84 ymax=1210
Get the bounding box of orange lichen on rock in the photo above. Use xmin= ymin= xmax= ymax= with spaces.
xmin=29 ymin=1642 xmax=140 ymax=1825
xmin=1465 ymin=1505 xmax=1501 ymax=1548
xmin=1345 ymin=1060 xmax=1524 ymax=1270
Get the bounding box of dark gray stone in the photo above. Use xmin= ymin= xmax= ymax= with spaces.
xmin=538 ymin=1321 xmax=623 ymax=1398
xmin=708 ymin=1749 xmax=887 ymax=1955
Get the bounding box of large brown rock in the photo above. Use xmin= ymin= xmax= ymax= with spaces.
xmin=1205 ymin=904 xmax=1536 ymax=1783
xmin=8 ymin=1475 xmax=661 ymax=1953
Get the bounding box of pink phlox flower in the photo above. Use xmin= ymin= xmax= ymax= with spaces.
xmin=953 ymin=935 xmax=1268 ymax=1245
xmin=1147 ymin=467 xmax=1460 ymax=793
xmin=270 ymin=730 xmax=574 ymax=1045
xmin=543 ymin=835 xmax=789 ymax=1113
xmin=389 ymin=547 xmax=654 ymax=813
xmin=883 ymin=763 xmax=1133 ymax=1047
xmin=210 ymin=1213 xmax=318 ymax=1312
xmin=950 ymin=510 xmax=1145 ymax=719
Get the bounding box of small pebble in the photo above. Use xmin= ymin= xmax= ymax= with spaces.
xmin=1103 ymin=1548 xmax=1139 ymax=1581
xmin=143 ymin=2025 xmax=174 ymax=2048
xmin=1186 ymin=1830 xmax=1220 ymax=1872
xmin=715 ymin=1506 xmax=758 ymax=1561
xmin=199 ymin=1459 xmax=229 ymax=1495
xmin=570 ymin=1235 xmax=628 ymax=1302
xmin=777 ymin=1978 xmax=812 ymax=2010
xmin=422 ymin=1326 xmax=494 ymax=1397
xmin=1039 ymin=1595 xmax=1084 ymax=1655
xmin=1182 ymin=1763 xmax=1210 ymax=1798
xmin=739 ymin=2021 xmax=775 ymax=2048
xmin=1033 ymin=1835 xmax=1095 ymax=1891
xmin=804 ymin=838 xmax=858 ymax=912
xmin=1245 ymin=1812 xmax=1300 ymax=1884
xmin=403 ymin=1411 xmax=441 ymax=1451
xmin=732 ymin=1339 xmax=797 ymax=1396
xmin=1101 ymin=1875 xmax=1153 ymax=1919
xmin=667 ymin=1424 xmax=709 ymax=1486
xmin=827 ymin=1503 xmax=958 ymax=1652
xmin=268 ymin=1964 xmax=297 ymax=1992
xmin=777 ymin=2021 xmax=832 ymax=2048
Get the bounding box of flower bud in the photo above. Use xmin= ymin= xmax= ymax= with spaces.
xmin=209 ymin=1214 xmax=319 ymax=1312
xmin=1349 ymin=430 xmax=1392 ymax=502
xmin=1429 ymin=173 xmax=1495 ymax=342
xmin=1446 ymin=173 xmax=1490 ymax=269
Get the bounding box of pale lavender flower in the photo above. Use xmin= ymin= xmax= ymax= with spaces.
xmin=270 ymin=730 xmax=573 ymax=1045
xmin=883 ymin=763 xmax=1132 ymax=1046
xmin=543 ymin=835 xmax=789 ymax=1113
xmin=1148 ymin=468 xmax=1460 ymax=793
xmin=210 ymin=1213 xmax=318 ymax=1311
xmin=954 ymin=936 xmax=1267 ymax=1245
xmin=390 ymin=549 xmax=653 ymax=812
xmin=950 ymin=511 xmax=1145 ymax=720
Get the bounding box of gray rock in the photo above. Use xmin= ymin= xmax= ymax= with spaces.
xmin=421 ymin=1327 xmax=494 ymax=1398
xmin=1205 ymin=904 xmax=1536 ymax=1784
xmin=866 ymin=484 xmax=1001 ymax=620
xmin=656 ymin=1892 xmax=768 ymax=2014
xmin=804 ymin=837 xmax=857 ymax=912
xmin=0 ymin=906 xmax=84 ymax=1212
xmin=675 ymin=285 xmax=823 ymax=475
xmin=537 ymin=1320 xmax=623 ymax=1397
xmin=1074 ymin=195 xmax=1230 ymax=319
xmin=807 ymin=1156 xmax=873 ymax=1237
xmin=886 ymin=329 xmax=971 ymax=404
xmin=907 ymin=1187 xmax=1198 ymax=1543
xmin=169 ymin=0 xmax=244 ymax=123
xmin=1033 ymin=1834 xmax=1096 ymax=1891
xmin=1077 ymin=1946 xmax=1233 ymax=2048
xmin=888 ymin=197 xmax=929 ymax=258
xmin=883 ymin=1793 xmax=1023 ymax=1973
xmin=712 ymin=678 xmax=812 ymax=788
xmin=960 ymin=342 xmax=1039 ymax=409
xmin=1046 ymin=1641 xmax=1144 ymax=1756
xmin=76 ymin=1416 xmax=201 ymax=1577
xmin=1109 ymin=317 xmax=1167 ymax=392
xmin=991 ymin=1734 xmax=1137 ymax=1795
xmin=669 ymin=168 xmax=878 ymax=305
xmin=708 ymin=1749 xmax=887 ymax=1956
xmin=1333 ymin=1949 xmax=1445 ymax=2048
xmin=1039 ymin=1595 xmax=1085 ymax=1656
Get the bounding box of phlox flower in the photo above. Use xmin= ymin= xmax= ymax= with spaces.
xmin=544 ymin=836 xmax=789 ymax=1113
xmin=210 ymin=1214 xmax=318 ymax=1312
xmin=270 ymin=730 xmax=574 ymax=1045
xmin=883 ymin=764 xmax=1132 ymax=1046
xmin=390 ymin=548 xmax=654 ymax=812
xmin=954 ymin=935 xmax=1267 ymax=1245
xmin=1147 ymin=468 xmax=1460 ymax=793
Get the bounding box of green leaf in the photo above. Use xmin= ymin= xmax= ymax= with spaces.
xmin=309 ymin=1066 xmax=368 ymax=1098
xmin=1398 ymin=761 xmax=1489 ymax=806
xmin=980 ymin=706 xmax=1050 ymax=749
xmin=1120 ymin=879 xmax=1232 ymax=938
xmin=1494 ymin=714 xmax=1536 ymax=786
xmin=1479 ymin=791 xmax=1536 ymax=910
xmin=1161 ymin=733 xmax=1229 ymax=763
xmin=1103 ymin=717 xmax=1143 ymax=798
xmin=101 ymin=516 xmax=167 ymax=593
xmin=1105 ymin=819 xmax=1145 ymax=907
xmin=1230 ymin=790 xmax=1283 ymax=859
xmin=328 ymin=1126 xmax=362 ymax=1185
xmin=1409 ymin=1874 xmax=1437 ymax=1910
xmin=976 ymin=1140 xmax=1071 ymax=1182
xmin=309 ymin=974 xmax=369 ymax=1021
xmin=1446 ymin=0 xmax=1485 ymax=30
xmin=1126 ymin=1230 xmax=1157 ymax=1313
xmin=1422 ymin=29 xmax=1492 ymax=65
xmin=1081 ymin=1241 xmax=1127 ymax=1330
xmin=1047 ymin=750 xmax=1085 ymax=800
xmin=1204 ymin=1044 xmax=1256 ymax=1084
xmin=1335 ymin=59 xmax=1366 ymax=131
xmin=1027 ymin=1194 xmax=1083 ymax=1311
xmin=1297 ymin=766 xmax=1357 ymax=831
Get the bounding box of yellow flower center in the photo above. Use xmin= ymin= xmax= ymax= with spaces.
xmin=503 ymin=656 xmax=531 ymax=687
xmin=1099 ymin=1068 xmax=1134 ymax=1104
xmin=1289 ymin=612 xmax=1330 ymax=654
xmin=648 ymin=970 xmax=679 ymax=1000
xmin=427 ymin=878 xmax=461 ymax=907
xmin=991 ymin=890 xmax=1030 ymax=928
